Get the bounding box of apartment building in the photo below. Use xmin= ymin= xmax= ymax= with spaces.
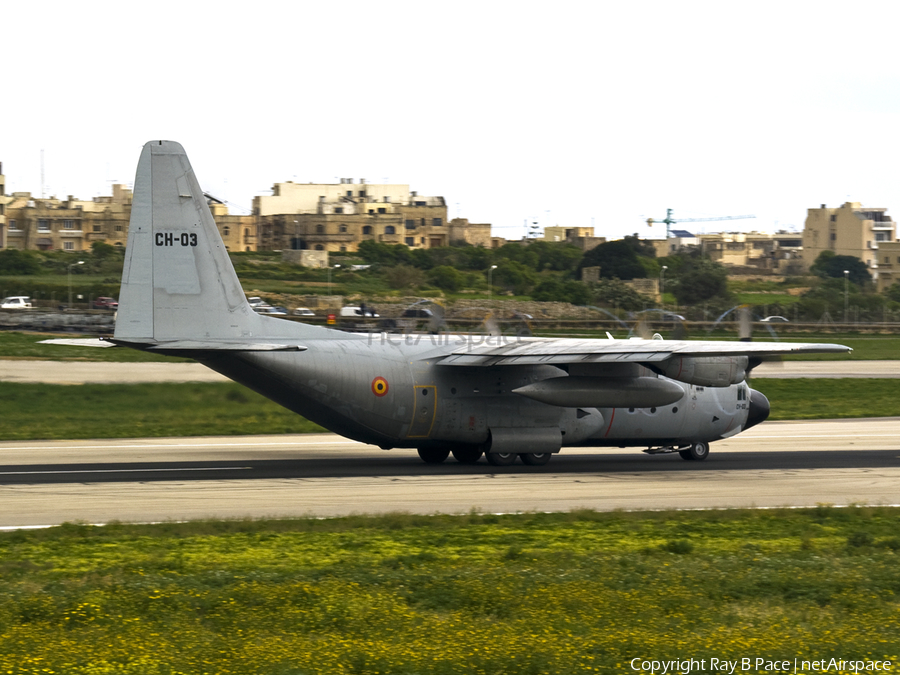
xmin=3 ymin=185 xmax=133 ymax=252
xmin=252 ymin=178 xmax=491 ymax=253
xmin=802 ymin=202 xmax=896 ymax=278
xmin=875 ymin=241 xmax=900 ymax=293
xmin=0 ymin=163 xmax=6 ymax=248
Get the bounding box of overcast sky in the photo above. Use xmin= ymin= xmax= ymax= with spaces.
xmin=4 ymin=1 xmax=900 ymax=241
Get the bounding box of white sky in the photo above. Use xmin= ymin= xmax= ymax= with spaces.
xmin=4 ymin=0 xmax=900 ymax=241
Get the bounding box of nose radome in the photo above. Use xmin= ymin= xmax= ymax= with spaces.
xmin=745 ymin=388 xmax=770 ymax=430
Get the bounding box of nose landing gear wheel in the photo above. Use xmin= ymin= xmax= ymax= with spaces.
xmin=452 ymin=447 xmax=484 ymax=464
xmin=520 ymin=452 xmax=552 ymax=466
xmin=485 ymin=452 xmax=517 ymax=467
xmin=417 ymin=448 xmax=450 ymax=464
xmin=679 ymin=441 xmax=710 ymax=461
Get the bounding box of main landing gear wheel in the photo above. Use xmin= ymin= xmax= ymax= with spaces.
xmin=679 ymin=441 xmax=710 ymax=461
xmin=417 ymin=448 xmax=450 ymax=464
xmin=452 ymin=447 xmax=483 ymax=464
xmin=520 ymin=452 xmax=552 ymax=466
xmin=485 ymin=452 xmax=517 ymax=467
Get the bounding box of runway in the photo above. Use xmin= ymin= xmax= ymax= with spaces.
xmin=1 ymin=418 xmax=898 ymax=528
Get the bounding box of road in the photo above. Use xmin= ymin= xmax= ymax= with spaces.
xmin=1 ymin=418 xmax=898 ymax=528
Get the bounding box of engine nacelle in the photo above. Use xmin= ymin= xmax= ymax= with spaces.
xmin=653 ymin=355 xmax=749 ymax=387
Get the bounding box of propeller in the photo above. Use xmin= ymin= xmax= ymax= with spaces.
xmin=510 ymin=311 xmax=533 ymax=337
xmin=427 ymin=303 xmax=447 ymax=334
xmin=482 ymin=311 xmax=502 ymax=337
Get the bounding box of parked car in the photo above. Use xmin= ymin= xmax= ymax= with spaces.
xmin=340 ymin=306 xmax=379 ymax=318
xmin=760 ymin=316 xmax=789 ymax=322
xmin=247 ymin=297 xmax=265 ymax=307
xmin=93 ymin=296 xmax=119 ymax=310
xmin=402 ymin=308 xmax=434 ymax=318
xmin=292 ymin=307 xmax=316 ymax=317
xmin=0 ymin=296 xmax=33 ymax=309
xmin=258 ymin=305 xmax=288 ymax=316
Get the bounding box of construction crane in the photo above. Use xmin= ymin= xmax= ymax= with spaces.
xmin=646 ymin=208 xmax=755 ymax=239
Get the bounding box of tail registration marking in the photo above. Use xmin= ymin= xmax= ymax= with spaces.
xmin=156 ymin=232 xmax=198 ymax=247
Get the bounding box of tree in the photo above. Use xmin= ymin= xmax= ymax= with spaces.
xmin=531 ymin=277 xmax=590 ymax=304
xmin=427 ymin=265 xmax=463 ymax=291
xmin=579 ymin=240 xmax=647 ymax=280
xmin=0 ymin=249 xmax=41 ymax=275
xmin=669 ymin=257 xmax=730 ymax=305
xmin=809 ymin=251 xmax=871 ymax=286
xmin=384 ymin=265 xmax=425 ymax=290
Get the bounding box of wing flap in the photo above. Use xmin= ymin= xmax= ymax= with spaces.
xmin=438 ymin=338 xmax=850 ymax=367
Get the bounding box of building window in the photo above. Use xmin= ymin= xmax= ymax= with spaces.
xmin=405 ymin=219 xmax=415 ymax=230
xmin=359 ymin=191 xmax=366 ymax=198
xmin=223 ymin=226 xmax=230 ymax=236
xmin=385 ymin=225 xmax=396 ymax=234
xmin=314 ymin=244 xmax=324 ymax=251
xmin=346 ymin=191 xmax=352 ymax=197
xmin=93 ymin=225 xmax=101 ymax=232
xmin=63 ymin=241 xmax=75 ymax=251
xmin=376 ymin=208 xmax=386 ymax=214
xmin=64 ymin=220 xmax=75 ymax=229
xmin=432 ymin=218 xmax=443 ymax=227
xmin=340 ymin=246 xmax=347 ymax=252
xmin=8 ymin=219 xmax=16 ymax=230
xmin=115 ymin=224 xmax=123 ymax=232
xmin=363 ymin=226 xmax=372 ymax=235
xmin=38 ymin=219 xmax=50 ymax=231
xmin=316 ymin=224 xmax=324 ymax=234
xmin=334 ymin=207 xmax=344 ymax=214
xmin=405 ymin=237 xmax=414 ymax=246
xmin=339 ymin=224 xmax=347 ymax=233
xmin=420 ymin=237 xmax=426 ymax=244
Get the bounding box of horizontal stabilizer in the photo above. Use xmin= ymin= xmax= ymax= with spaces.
xmin=111 ymin=339 xmax=306 ymax=352
xmin=38 ymin=338 xmax=117 ymax=348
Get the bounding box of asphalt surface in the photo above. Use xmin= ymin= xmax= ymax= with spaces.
xmin=1 ymin=419 xmax=898 ymax=528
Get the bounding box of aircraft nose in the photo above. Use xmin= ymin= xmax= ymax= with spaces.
xmin=745 ymin=388 xmax=770 ymax=430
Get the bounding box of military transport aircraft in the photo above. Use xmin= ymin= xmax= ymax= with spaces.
xmin=66 ymin=141 xmax=852 ymax=467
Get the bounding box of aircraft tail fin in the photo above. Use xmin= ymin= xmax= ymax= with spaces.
xmin=115 ymin=141 xmax=319 ymax=345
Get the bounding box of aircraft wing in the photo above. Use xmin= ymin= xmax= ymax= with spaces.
xmin=437 ymin=337 xmax=850 ymax=366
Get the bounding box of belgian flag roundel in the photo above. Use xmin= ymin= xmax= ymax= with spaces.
xmin=371 ymin=377 xmax=389 ymax=397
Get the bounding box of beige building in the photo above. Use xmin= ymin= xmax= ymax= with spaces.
xmin=3 ymin=185 xmax=133 ymax=252
xmin=0 ymin=163 xmax=6 ymax=247
xmin=543 ymin=226 xmax=605 ymax=251
xmin=875 ymin=241 xmax=900 ymax=293
xmin=208 ymin=202 xmax=257 ymax=252
xmin=802 ymin=202 xmax=896 ymax=278
xmin=252 ymin=178 xmax=489 ymax=253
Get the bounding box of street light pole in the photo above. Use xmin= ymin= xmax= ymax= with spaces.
xmin=328 ymin=263 xmax=340 ymax=296
xmin=844 ymin=270 xmax=849 ymax=324
xmin=293 ymin=220 xmax=299 ymax=250
xmin=68 ymin=260 xmax=84 ymax=309
xmin=659 ymin=265 xmax=668 ymax=301
xmin=488 ymin=265 xmax=498 ymax=303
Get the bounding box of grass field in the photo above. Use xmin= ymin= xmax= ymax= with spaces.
xmin=0 ymin=508 xmax=896 ymax=674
